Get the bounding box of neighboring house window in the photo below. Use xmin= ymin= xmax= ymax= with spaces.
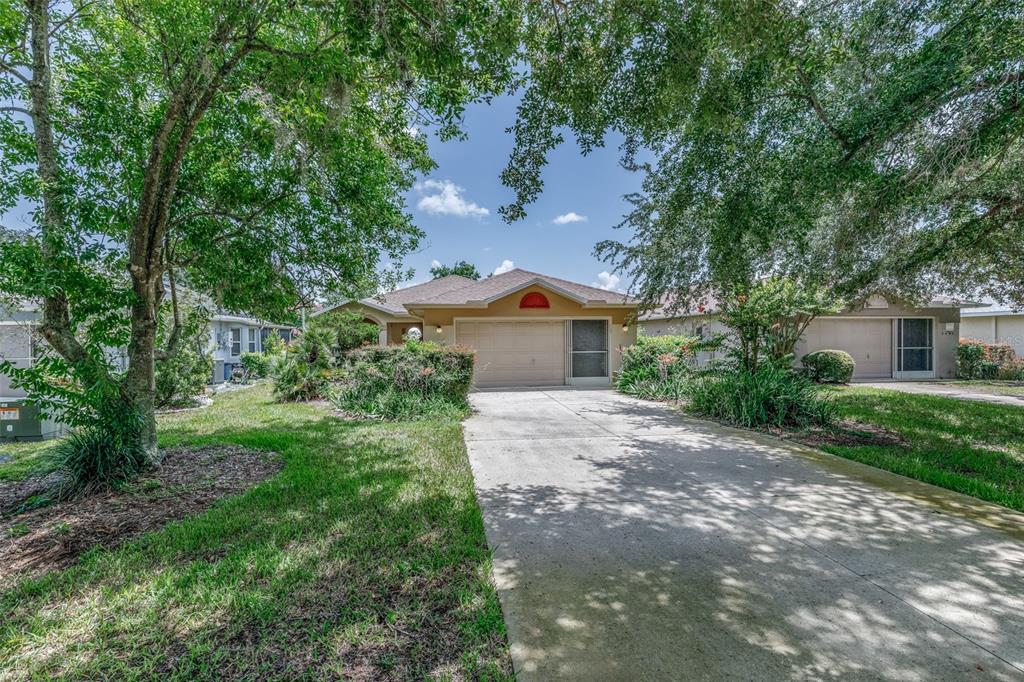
xmin=248 ymin=328 xmax=257 ymax=353
xmin=230 ymin=328 xmax=241 ymax=356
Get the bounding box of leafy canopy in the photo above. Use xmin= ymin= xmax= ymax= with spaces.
xmin=506 ymin=0 xmax=1023 ymax=308
xmin=429 ymin=260 xmax=481 ymax=280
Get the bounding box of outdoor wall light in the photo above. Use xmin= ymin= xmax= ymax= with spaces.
xmin=622 ymin=323 xmax=629 ymax=333
xmin=944 ymin=322 xmax=956 ymax=334
xmin=436 ymin=325 xmax=443 ymax=334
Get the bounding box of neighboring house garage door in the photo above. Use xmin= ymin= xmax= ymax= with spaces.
xmin=802 ymin=318 xmax=893 ymax=379
xmin=456 ymin=321 xmax=565 ymax=387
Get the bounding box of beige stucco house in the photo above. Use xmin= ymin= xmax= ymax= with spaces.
xmin=316 ymin=269 xmax=638 ymax=388
xmin=640 ymin=295 xmax=979 ymax=381
xmin=960 ymin=306 xmax=1024 ymax=356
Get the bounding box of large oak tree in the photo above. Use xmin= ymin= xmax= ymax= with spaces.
xmin=0 ymin=0 xmax=519 ymax=462
xmin=505 ymin=0 xmax=1023 ymax=313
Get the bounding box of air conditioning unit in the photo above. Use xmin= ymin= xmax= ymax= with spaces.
xmin=0 ymin=399 xmax=67 ymax=441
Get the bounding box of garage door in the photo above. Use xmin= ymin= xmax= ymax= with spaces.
xmin=456 ymin=321 xmax=565 ymax=387
xmin=800 ymin=318 xmax=892 ymax=379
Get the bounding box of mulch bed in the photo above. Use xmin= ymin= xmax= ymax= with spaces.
xmin=779 ymin=419 xmax=909 ymax=449
xmin=0 ymin=445 xmax=282 ymax=584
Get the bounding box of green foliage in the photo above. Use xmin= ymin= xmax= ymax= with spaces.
xmin=155 ymin=306 xmax=213 ymax=408
xmin=718 ymin=278 xmax=842 ymax=371
xmin=48 ymin=397 xmax=148 ymax=492
xmin=0 ymin=0 xmax=524 ymax=460
xmin=506 ymin=0 xmax=1024 ymax=308
xmin=262 ymin=330 xmax=286 ymax=357
xmin=239 ymin=352 xmax=269 ymax=380
xmin=310 ymin=309 xmax=380 ymax=354
xmin=430 ymin=260 xmax=481 ymax=280
xmin=331 ymin=341 xmax=475 ymax=420
xmin=802 ymin=350 xmax=856 ymax=384
xmin=271 ymin=328 xmax=335 ymax=402
xmin=686 ymin=363 xmax=837 ymax=429
xmin=957 ymin=339 xmax=1021 ymax=379
xmin=617 ymin=334 xmax=711 ymax=399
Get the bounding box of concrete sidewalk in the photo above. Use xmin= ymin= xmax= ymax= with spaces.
xmin=857 ymin=381 xmax=1024 ymax=407
xmin=465 ymin=389 xmax=1024 ymax=681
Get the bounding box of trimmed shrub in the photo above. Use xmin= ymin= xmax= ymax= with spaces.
xmin=802 ymin=349 xmax=855 ymax=384
xmin=331 ymin=340 xmax=475 ymax=420
xmin=958 ymin=339 xmax=1019 ymax=379
xmin=686 ymin=363 xmax=836 ymax=429
xmin=239 ymin=351 xmax=269 ymax=379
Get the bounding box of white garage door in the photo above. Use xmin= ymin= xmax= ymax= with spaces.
xmin=456 ymin=321 xmax=565 ymax=388
xmin=800 ymin=318 xmax=892 ymax=379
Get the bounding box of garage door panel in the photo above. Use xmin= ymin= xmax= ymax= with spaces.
xmin=799 ymin=319 xmax=892 ymax=379
xmin=457 ymin=321 xmax=565 ymax=387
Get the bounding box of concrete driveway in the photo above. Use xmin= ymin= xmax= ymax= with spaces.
xmin=465 ymin=389 xmax=1024 ymax=681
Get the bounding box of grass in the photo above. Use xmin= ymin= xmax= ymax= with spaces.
xmin=819 ymin=386 xmax=1024 ymax=512
xmin=0 ymin=439 xmax=55 ymax=483
xmin=0 ymin=385 xmax=511 ymax=680
xmin=935 ymin=379 xmax=1024 ymax=397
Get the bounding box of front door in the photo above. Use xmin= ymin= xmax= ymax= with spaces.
xmin=569 ymin=320 xmax=610 ymax=385
xmin=895 ymin=318 xmax=934 ymax=379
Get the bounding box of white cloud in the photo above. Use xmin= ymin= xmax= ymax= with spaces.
xmin=553 ymin=212 xmax=588 ymax=225
xmin=593 ymin=271 xmax=621 ymax=292
xmin=415 ymin=179 xmax=488 ymax=218
xmin=493 ymin=259 xmax=515 ymax=276
xmin=430 ymin=259 xmax=442 ymax=269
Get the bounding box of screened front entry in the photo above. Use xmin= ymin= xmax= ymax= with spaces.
xmin=896 ymin=318 xmax=934 ymax=378
xmin=570 ymin=320 xmax=609 ymax=385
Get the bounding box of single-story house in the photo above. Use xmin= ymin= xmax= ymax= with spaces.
xmin=209 ymin=314 xmax=294 ymax=382
xmin=960 ymin=306 xmax=1024 ymax=356
xmin=316 ymin=269 xmax=638 ymax=388
xmin=1 ymin=303 xmax=291 ymax=405
xmin=640 ymin=294 xmax=983 ymax=381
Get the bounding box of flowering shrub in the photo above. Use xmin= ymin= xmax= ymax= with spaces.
xmin=617 ymin=334 xmax=719 ymax=399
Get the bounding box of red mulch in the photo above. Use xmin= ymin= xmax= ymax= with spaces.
xmin=0 ymin=445 xmax=281 ymax=584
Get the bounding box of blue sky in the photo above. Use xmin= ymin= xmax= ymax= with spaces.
xmin=403 ymin=92 xmax=642 ymax=292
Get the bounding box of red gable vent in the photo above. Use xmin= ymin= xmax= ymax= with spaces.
xmin=519 ymin=292 xmax=550 ymax=309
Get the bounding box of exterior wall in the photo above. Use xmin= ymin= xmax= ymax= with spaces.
xmin=387 ymin=321 xmax=422 ymax=344
xmin=961 ymin=315 xmax=1024 ymax=356
xmin=642 ymin=303 xmax=961 ymax=380
xmin=412 ymin=286 xmax=637 ymax=378
xmin=0 ymin=322 xmax=34 ymax=397
xmin=208 ymin=319 xmax=290 ymax=382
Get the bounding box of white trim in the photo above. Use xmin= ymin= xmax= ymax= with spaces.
xmin=893 ymin=317 xmax=936 ymax=379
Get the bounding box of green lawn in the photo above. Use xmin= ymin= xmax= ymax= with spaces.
xmin=935 ymin=380 xmax=1024 ymax=397
xmin=0 ymin=439 xmax=55 ymax=483
xmin=0 ymin=385 xmax=511 ymax=680
xmin=820 ymin=386 xmax=1024 ymax=512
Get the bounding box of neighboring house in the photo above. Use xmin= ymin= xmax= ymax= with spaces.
xmin=960 ymin=306 xmax=1024 ymax=356
xmin=1 ymin=306 xmax=292 ymax=388
xmin=208 ymin=314 xmax=294 ymax=382
xmin=316 ymin=269 xmax=638 ymax=387
xmin=640 ymin=294 xmax=983 ymax=381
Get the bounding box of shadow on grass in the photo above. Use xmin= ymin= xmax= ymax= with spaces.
xmin=0 ymin=387 xmax=511 ymax=681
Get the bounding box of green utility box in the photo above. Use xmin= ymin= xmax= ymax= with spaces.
xmin=0 ymin=399 xmax=66 ymax=441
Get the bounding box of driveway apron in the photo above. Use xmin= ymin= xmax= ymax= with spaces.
xmin=464 ymin=389 xmax=1024 ymax=681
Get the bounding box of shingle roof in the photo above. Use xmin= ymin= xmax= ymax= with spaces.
xmin=356 ymin=275 xmax=477 ymax=315
xmin=403 ymin=269 xmax=635 ymax=307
